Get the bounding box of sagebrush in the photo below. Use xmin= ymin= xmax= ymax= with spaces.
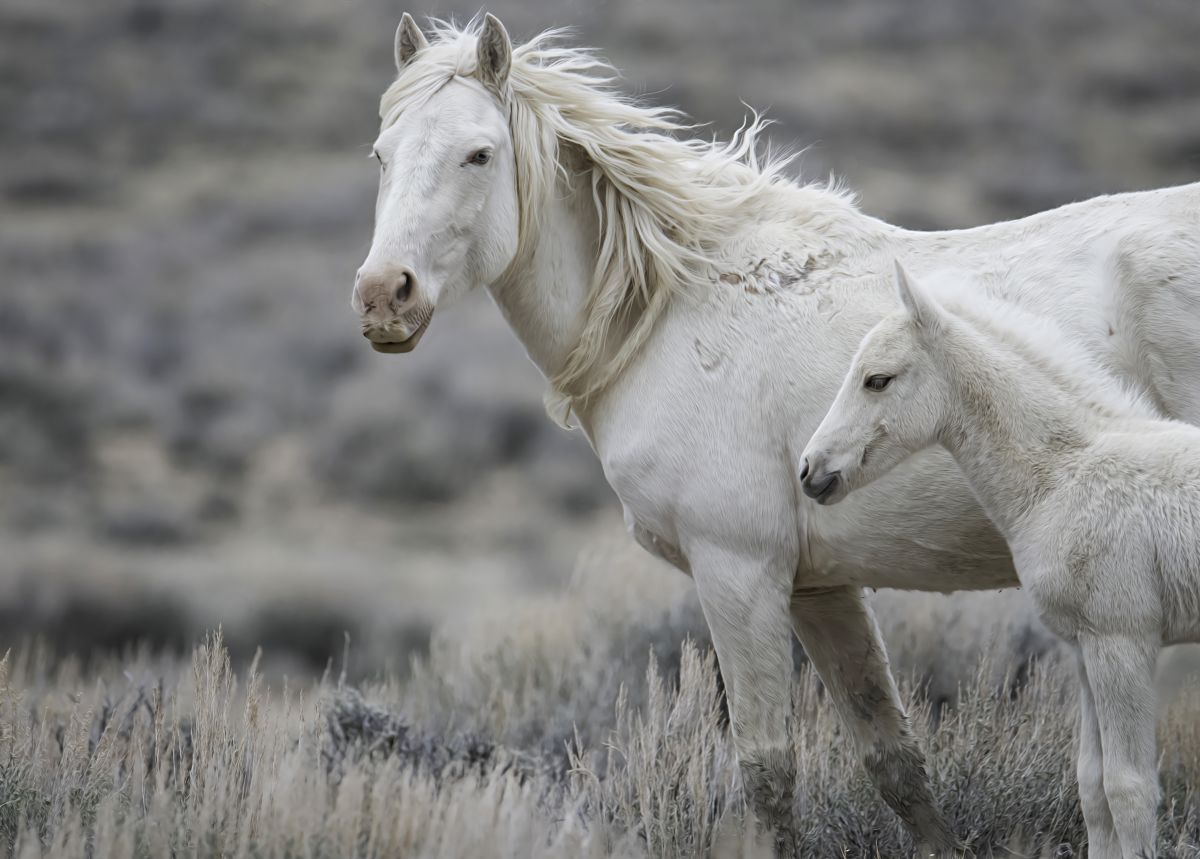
xmin=2 ymin=560 xmax=1198 ymax=858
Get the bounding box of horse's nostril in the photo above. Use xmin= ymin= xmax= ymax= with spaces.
xmin=800 ymin=458 xmax=810 ymax=481
xmin=395 ymin=273 xmax=413 ymax=305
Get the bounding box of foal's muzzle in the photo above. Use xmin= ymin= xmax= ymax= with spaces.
xmin=800 ymin=457 xmax=842 ymax=505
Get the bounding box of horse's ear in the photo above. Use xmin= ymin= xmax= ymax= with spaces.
xmin=394 ymin=13 xmax=428 ymax=72
xmin=476 ymin=13 xmax=512 ymax=96
xmin=893 ymin=261 xmax=943 ymax=332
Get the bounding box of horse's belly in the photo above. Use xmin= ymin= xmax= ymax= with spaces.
xmin=800 ymin=449 xmax=1017 ymax=592
xmin=801 ymin=533 xmax=1016 ymax=591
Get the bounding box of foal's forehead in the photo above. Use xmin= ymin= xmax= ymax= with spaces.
xmin=857 ymin=313 xmax=915 ymax=361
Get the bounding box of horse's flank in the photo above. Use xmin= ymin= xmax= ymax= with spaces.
xmin=379 ymin=18 xmax=862 ymax=407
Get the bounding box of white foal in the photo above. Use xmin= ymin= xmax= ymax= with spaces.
xmin=802 ymin=263 xmax=1200 ymax=858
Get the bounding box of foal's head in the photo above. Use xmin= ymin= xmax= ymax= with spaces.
xmin=353 ymin=14 xmax=520 ymax=353
xmin=800 ymin=262 xmax=951 ymax=505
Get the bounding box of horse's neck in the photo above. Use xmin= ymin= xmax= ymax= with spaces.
xmin=935 ymin=319 xmax=1090 ymax=537
xmin=486 ymin=174 xmax=599 ymax=389
xmin=487 ymin=165 xmax=886 ymax=435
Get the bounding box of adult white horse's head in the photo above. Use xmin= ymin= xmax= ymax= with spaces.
xmin=801 ymin=262 xmax=951 ymax=504
xmin=353 ymin=13 xmax=520 ymax=353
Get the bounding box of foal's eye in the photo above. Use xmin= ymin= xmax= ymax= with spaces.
xmin=466 ymin=149 xmax=492 ymax=166
xmin=373 ymin=150 xmax=385 ymax=170
xmin=864 ymin=374 xmax=893 ymax=391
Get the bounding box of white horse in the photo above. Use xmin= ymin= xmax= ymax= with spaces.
xmin=353 ymin=14 xmax=1200 ymax=854
xmin=802 ymin=263 xmax=1200 ymax=859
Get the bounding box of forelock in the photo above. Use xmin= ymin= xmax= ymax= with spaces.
xmin=380 ymin=28 xmax=488 ymax=129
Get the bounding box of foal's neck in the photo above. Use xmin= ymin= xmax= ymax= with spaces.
xmin=934 ymin=317 xmax=1094 ymax=538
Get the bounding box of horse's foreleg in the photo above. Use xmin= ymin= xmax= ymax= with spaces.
xmin=789 ymin=586 xmax=962 ymax=858
xmin=1075 ymin=647 xmax=1121 ymax=859
xmin=689 ymin=540 xmax=798 ymax=852
xmin=1079 ymin=633 xmax=1160 ymax=859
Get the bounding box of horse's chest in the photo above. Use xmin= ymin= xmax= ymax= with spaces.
xmin=1016 ymin=568 xmax=1087 ymax=641
xmin=602 ymin=439 xmax=690 ymax=571
xmin=594 ymin=397 xmax=791 ymax=576
xmin=1010 ymin=531 xmax=1132 ymax=641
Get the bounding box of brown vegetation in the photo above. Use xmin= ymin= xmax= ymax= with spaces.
xmin=3 ymin=551 xmax=1198 ymax=858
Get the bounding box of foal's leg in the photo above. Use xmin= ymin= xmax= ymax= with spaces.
xmin=689 ymin=540 xmax=798 ymax=850
xmin=1075 ymin=648 xmax=1120 ymax=859
xmin=1079 ymin=634 xmax=1160 ymax=859
xmin=790 ymin=586 xmax=961 ymax=857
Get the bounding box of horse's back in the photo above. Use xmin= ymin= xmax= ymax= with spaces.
xmin=916 ymin=181 xmax=1200 ymax=425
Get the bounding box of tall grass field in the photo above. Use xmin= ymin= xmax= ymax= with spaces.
xmin=3 ymin=547 xmax=1198 ymax=858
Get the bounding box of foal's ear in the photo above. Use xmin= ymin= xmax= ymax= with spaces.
xmin=476 ymin=13 xmax=512 ymax=96
xmin=394 ymin=13 xmax=428 ymax=72
xmin=893 ymin=261 xmax=943 ymax=332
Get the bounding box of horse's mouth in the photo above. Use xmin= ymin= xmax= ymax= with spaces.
xmin=802 ymin=471 xmax=843 ymax=505
xmin=365 ymin=319 xmax=430 ymax=354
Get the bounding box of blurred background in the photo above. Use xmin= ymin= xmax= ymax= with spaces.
xmin=3 ymin=0 xmax=1200 ymax=680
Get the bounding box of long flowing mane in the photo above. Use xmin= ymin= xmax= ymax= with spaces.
xmin=379 ymin=18 xmax=858 ymax=407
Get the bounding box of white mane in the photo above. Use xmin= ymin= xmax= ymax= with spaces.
xmin=380 ymin=18 xmax=859 ymax=404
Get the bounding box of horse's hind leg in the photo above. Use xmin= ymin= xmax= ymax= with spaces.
xmin=1079 ymin=633 xmax=1160 ymax=859
xmin=1075 ymin=647 xmax=1120 ymax=859
xmin=790 ymin=586 xmax=961 ymax=857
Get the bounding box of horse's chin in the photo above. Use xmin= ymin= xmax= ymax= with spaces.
xmin=366 ymin=319 xmax=430 ymax=354
xmin=815 ymin=481 xmax=852 ymax=506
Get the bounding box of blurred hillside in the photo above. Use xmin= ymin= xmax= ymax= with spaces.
xmin=2 ymin=0 xmax=1199 ymax=672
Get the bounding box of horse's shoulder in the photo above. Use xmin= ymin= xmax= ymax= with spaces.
xmin=594 ymin=368 xmax=803 ymax=560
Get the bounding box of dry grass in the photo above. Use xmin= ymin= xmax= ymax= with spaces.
xmin=2 ymin=548 xmax=1198 ymax=858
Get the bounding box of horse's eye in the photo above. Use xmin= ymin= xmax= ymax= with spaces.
xmin=864 ymin=374 xmax=893 ymax=391
xmin=467 ymin=149 xmax=492 ymax=166
xmin=373 ymin=150 xmax=385 ymax=170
